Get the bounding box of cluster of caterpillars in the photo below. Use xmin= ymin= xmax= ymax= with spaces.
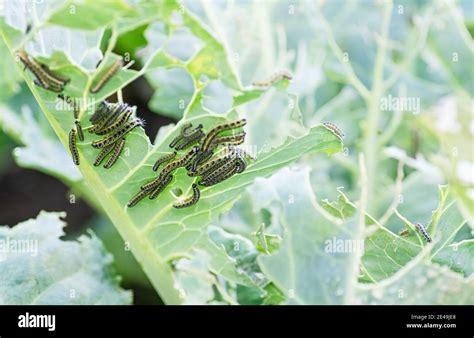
xmin=15 ymin=49 xmax=124 ymax=166
xmin=15 ymin=50 xmax=348 ymax=212
xmin=128 ymin=119 xmax=253 ymax=209
xmin=16 ymin=49 xmax=122 ymax=95
xmin=16 ymin=49 xmax=70 ymax=92
xmin=89 ymin=101 xmax=144 ymax=168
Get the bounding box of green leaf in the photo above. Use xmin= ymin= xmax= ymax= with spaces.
xmin=355 ymin=258 xmax=474 ymax=305
xmin=361 ymin=185 xmax=469 ymax=282
xmin=209 ymin=226 xmax=265 ymax=287
xmin=257 ymin=167 xmax=361 ymax=304
xmin=48 ymin=1 xmax=133 ymax=31
xmin=173 ymin=250 xmax=216 ymax=305
xmin=254 ymin=223 xmax=281 ymax=255
xmin=432 ymin=240 xmax=474 ymax=277
xmin=147 ymin=67 xmax=194 ymax=119
xmin=0 ymin=37 xmax=22 ymax=101
xmin=0 ymin=211 xmax=131 ymax=305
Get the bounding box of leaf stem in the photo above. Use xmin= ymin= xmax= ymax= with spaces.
xmin=363 ymin=1 xmax=393 ymax=210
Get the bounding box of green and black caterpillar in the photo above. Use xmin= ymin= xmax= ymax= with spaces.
xmin=128 ymin=119 xmax=254 ymax=209
xmin=16 ymin=49 xmax=69 ymax=93
xmin=89 ymin=101 xmax=145 ymax=168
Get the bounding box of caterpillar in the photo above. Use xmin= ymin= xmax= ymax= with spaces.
xmin=153 ymin=152 xmax=177 ymax=172
xmin=141 ymin=147 xmax=198 ymax=191
xmin=415 ymin=223 xmax=432 ymax=243
xmin=200 ymin=119 xmax=247 ymax=152
xmin=40 ymin=63 xmax=70 ymax=85
xmin=68 ymin=128 xmax=80 ymax=165
xmin=323 ymin=122 xmax=344 ymax=138
xmin=149 ymin=174 xmax=173 ymax=200
xmin=199 ymin=163 xmax=239 ymax=187
xmin=75 ymin=120 xmax=84 ymax=141
xmin=208 ymin=132 xmax=246 ymax=149
xmin=127 ymin=189 xmax=149 ymax=208
xmin=95 ymin=107 xmax=133 ymax=136
xmin=104 ymin=137 xmax=125 ymax=169
xmin=180 ymin=122 xmax=193 ymax=137
xmin=169 ymin=123 xmax=200 ymax=148
xmin=183 ymin=123 xmax=203 ymax=137
xmin=201 ymin=157 xmax=237 ymax=183
xmin=91 ymin=118 xmax=144 ymax=148
xmin=32 ymin=78 xmax=63 ymax=92
xmin=252 ymin=70 xmax=292 ymax=87
xmin=173 ymin=184 xmax=200 ymax=208
xmin=90 ymin=59 xmax=123 ymax=94
xmin=174 ymin=130 xmax=205 ymax=151
xmin=199 ymin=152 xmax=246 ymax=185
xmin=186 ymin=150 xmax=213 ymax=172
xmin=93 ymin=143 xmax=115 ymax=167
xmin=159 ymin=147 xmax=198 ymax=178
xmin=90 ymin=101 xmax=112 ymax=124
xmin=89 ymin=103 xmax=126 ymax=134
xmin=16 ymin=49 xmax=67 ymax=92
xmin=193 ymin=149 xmax=236 ymax=176
xmin=169 ymin=135 xmax=182 ymax=148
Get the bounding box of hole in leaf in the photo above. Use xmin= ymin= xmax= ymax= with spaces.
xmin=172 ymin=187 xmax=183 ymax=197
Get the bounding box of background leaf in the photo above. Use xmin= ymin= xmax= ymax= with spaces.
xmin=0 ymin=211 xmax=131 ymax=305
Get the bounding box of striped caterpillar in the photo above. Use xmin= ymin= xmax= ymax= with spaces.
xmin=91 ymin=118 xmax=144 ymax=149
xmin=90 ymin=101 xmax=143 ymax=169
xmin=94 ymin=143 xmax=115 ymax=167
xmin=208 ymin=132 xmax=246 ymax=149
xmin=127 ymin=189 xmax=149 ymax=208
xmin=128 ymin=118 xmax=252 ymax=208
xmin=199 ymin=119 xmax=247 ymax=153
xmin=199 ymin=162 xmax=241 ymax=187
xmin=104 ymin=138 xmax=125 ymax=169
xmin=89 ymin=103 xmax=130 ymax=134
xmin=90 ymin=59 xmax=123 ymax=94
xmin=323 ymin=122 xmax=344 ymax=138
xmin=169 ymin=123 xmax=204 ymax=150
xmin=16 ymin=49 xmax=69 ymax=92
xmin=191 ymin=148 xmax=236 ymax=177
xmin=141 ymin=147 xmax=198 ymax=191
xmin=75 ymin=120 xmax=84 ymax=141
xmin=94 ymin=108 xmax=133 ymax=136
xmin=173 ymin=184 xmax=200 ymax=208
xmin=149 ymin=174 xmax=173 ymax=200
xmin=415 ymin=223 xmax=432 ymax=243
xmin=200 ymin=157 xmax=237 ymax=183
xmin=68 ymin=129 xmax=79 ymax=165
xmin=153 ymin=152 xmax=177 ymax=172
xmin=175 ymin=129 xmax=205 ymax=151
xmin=252 ymin=70 xmax=292 ymax=87
xmin=90 ymin=101 xmax=113 ymax=124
